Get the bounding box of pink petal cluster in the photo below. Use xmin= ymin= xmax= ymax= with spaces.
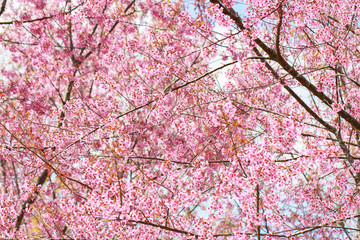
xmin=0 ymin=0 xmax=360 ymax=239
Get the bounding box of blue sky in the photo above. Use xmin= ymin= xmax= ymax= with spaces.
xmin=186 ymin=0 xmax=249 ymax=18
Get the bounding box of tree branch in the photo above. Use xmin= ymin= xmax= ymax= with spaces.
xmin=256 ymin=184 xmax=261 ymax=240
xmin=275 ymin=3 xmax=283 ymax=56
xmin=15 ymin=169 xmax=49 ymax=230
xmin=0 ymin=0 xmax=6 ymax=16
xmin=169 ymin=61 xmax=237 ymax=92
xmin=251 ymin=47 xmax=337 ymax=133
xmin=126 ymin=220 xmax=199 ymax=237
xmin=0 ymin=3 xmax=84 ymax=25
xmin=211 ymin=0 xmax=360 ymax=131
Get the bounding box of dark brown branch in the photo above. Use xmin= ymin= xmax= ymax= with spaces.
xmin=301 ymin=133 xmax=360 ymax=147
xmin=251 ymin=47 xmax=337 ymax=133
xmin=12 ymin=157 xmax=90 ymax=230
xmin=0 ymin=0 xmax=7 ymax=16
xmin=336 ymin=132 xmax=355 ymax=165
xmin=78 ymin=4 xmax=108 ymax=56
xmin=127 ymin=220 xmax=199 ymax=237
xmin=247 ymin=56 xmax=271 ymax=60
xmin=211 ymin=0 xmax=360 ymax=131
xmin=283 ymin=84 xmax=337 ymax=133
xmin=0 ymin=160 xmax=7 ymax=194
xmin=12 ymin=161 xmax=20 ymax=196
xmin=124 ymin=0 xmax=136 ymax=13
xmin=256 ymin=184 xmax=261 ymax=240
xmin=0 ymin=3 xmax=84 ymax=25
xmin=83 ymin=20 xmax=119 ymax=60
xmin=15 ymin=169 xmax=49 ymax=230
xmin=275 ymin=3 xmax=283 ymax=56
xmin=170 ymin=61 xmax=237 ymax=92
xmin=127 ymin=215 xmax=360 ymax=239
xmin=272 ymin=214 xmax=360 ymax=237
xmin=36 ymin=169 xmax=49 ymax=186
xmin=128 ymin=156 xmax=191 ymax=165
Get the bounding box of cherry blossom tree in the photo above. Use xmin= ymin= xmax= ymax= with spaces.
xmin=1 ymin=0 xmax=360 ymax=238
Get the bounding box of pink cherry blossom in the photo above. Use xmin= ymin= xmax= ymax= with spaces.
xmin=0 ymin=0 xmax=360 ymax=239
